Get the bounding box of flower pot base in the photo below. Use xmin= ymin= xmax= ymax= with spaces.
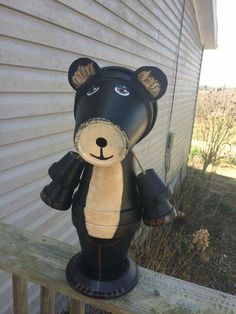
xmin=66 ymin=252 xmax=138 ymax=299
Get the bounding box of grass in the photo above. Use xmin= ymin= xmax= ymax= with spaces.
xmin=130 ymin=167 xmax=236 ymax=295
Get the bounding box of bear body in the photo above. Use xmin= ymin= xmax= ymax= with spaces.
xmin=41 ymin=57 xmax=176 ymax=298
xmin=72 ymin=153 xmax=140 ymax=240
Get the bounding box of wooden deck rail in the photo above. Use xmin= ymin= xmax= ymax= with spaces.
xmin=0 ymin=223 xmax=236 ymax=314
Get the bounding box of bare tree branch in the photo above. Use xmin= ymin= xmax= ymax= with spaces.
xmin=193 ymin=88 xmax=236 ymax=172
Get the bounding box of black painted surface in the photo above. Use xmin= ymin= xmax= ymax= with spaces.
xmin=40 ymin=58 xmax=174 ymax=299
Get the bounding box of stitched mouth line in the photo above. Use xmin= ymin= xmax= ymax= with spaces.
xmin=90 ymin=146 xmax=114 ymax=161
xmin=90 ymin=153 xmax=113 ymax=160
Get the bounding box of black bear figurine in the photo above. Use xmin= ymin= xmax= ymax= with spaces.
xmin=41 ymin=58 xmax=176 ymax=299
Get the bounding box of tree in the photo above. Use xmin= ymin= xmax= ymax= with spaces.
xmin=193 ymin=89 xmax=236 ymax=172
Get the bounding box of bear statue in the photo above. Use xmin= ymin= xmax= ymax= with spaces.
xmin=40 ymin=57 xmax=176 ymax=299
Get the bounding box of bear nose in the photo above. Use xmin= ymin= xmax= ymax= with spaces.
xmin=96 ymin=137 xmax=107 ymax=148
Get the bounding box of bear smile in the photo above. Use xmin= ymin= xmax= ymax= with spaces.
xmin=90 ymin=153 xmax=114 ymax=160
xmin=90 ymin=147 xmax=113 ymax=161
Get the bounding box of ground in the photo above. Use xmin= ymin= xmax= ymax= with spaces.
xmin=130 ymin=166 xmax=236 ymax=296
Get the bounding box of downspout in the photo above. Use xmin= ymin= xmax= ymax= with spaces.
xmin=164 ymin=0 xmax=186 ymax=181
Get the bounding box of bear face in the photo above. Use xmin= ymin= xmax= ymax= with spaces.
xmin=68 ymin=58 xmax=168 ymax=167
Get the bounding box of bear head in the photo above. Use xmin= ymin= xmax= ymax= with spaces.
xmin=68 ymin=58 xmax=168 ymax=167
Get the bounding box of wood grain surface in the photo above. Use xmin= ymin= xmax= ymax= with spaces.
xmin=0 ymin=223 xmax=235 ymax=313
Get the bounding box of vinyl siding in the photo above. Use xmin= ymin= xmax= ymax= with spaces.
xmin=166 ymin=0 xmax=203 ymax=181
xmin=0 ymin=0 xmax=202 ymax=312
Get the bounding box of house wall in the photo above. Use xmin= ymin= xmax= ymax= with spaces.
xmin=0 ymin=0 xmax=202 ymax=312
xmin=166 ymin=0 xmax=203 ymax=182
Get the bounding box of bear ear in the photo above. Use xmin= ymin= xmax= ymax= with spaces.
xmin=68 ymin=58 xmax=101 ymax=91
xmin=135 ymin=66 xmax=168 ymax=100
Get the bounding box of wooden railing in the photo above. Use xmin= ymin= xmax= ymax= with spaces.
xmin=0 ymin=222 xmax=236 ymax=314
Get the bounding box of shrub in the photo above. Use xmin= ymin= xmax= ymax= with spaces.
xmin=190 ymin=146 xmax=201 ymax=158
xmin=130 ymin=167 xmax=236 ymax=294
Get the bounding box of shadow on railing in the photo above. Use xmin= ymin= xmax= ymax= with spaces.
xmin=0 ymin=223 xmax=236 ymax=314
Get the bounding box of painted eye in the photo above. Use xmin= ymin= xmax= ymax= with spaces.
xmin=115 ymin=86 xmax=130 ymax=96
xmin=87 ymin=86 xmax=99 ymax=96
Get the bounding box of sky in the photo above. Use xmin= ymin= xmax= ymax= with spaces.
xmin=199 ymin=0 xmax=236 ymax=87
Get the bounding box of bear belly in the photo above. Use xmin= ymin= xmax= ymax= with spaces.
xmin=84 ymin=163 xmax=123 ymax=239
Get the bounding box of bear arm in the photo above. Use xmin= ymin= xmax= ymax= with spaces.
xmin=135 ymin=168 xmax=176 ymax=226
xmin=40 ymin=152 xmax=85 ymax=211
xmin=143 ymin=208 xmax=177 ymax=226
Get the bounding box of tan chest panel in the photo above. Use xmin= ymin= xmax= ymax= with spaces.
xmin=84 ymin=163 xmax=123 ymax=239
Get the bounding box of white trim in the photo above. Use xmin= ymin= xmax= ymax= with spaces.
xmin=193 ymin=0 xmax=218 ymax=49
